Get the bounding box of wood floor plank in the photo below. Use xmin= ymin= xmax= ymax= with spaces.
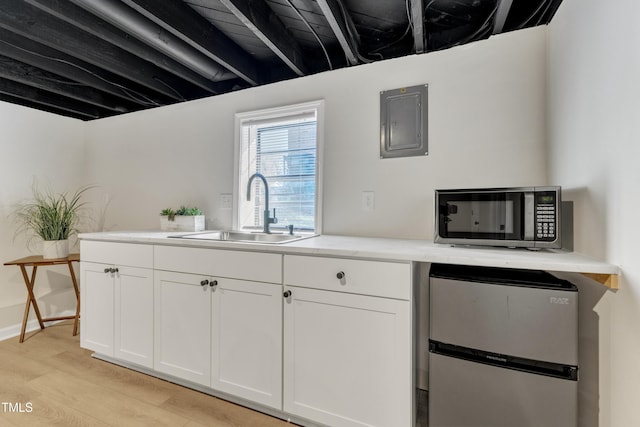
xmin=2 ymin=323 xmax=80 ymax=359
xmin=0 ymin=393 xmax=110 ymax=427
xmin=0 ymin=347 xmax=52 ymax=383
xmin=46 ymin=351 xmax=176 ymax=407
xmin=27 ymin=371 xmax=191 ymax=427
xmin=0 ymin=383 xmax=42 ymax=413
xmin=160 ymin=388 xmax=291 ymax=427
xmin=0 ymin=320 xmax=296 ymax=426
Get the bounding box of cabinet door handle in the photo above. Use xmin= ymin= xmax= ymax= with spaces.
xmin=336 ymin=271 xmax=345 ymax=280
xmin=210 ymin=280 xmax=218 ymax=288
xmin=200 ymin=279 xmax=209 ymax=286
xmin=283 ymin=290 xmax=292 ymax=298
xmin=104 ymin=268 xmax=111 ymax=273
xmin=113 ymin=267 xmax=119 ymax=273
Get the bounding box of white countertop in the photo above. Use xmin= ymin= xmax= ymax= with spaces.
xmin=78 ymin=231 xmax=620 ymax=277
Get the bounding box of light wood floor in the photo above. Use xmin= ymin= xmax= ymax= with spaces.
xmin=0 ymin=321 xmax=294 ymax=426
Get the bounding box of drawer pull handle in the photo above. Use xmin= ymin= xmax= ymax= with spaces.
xmin=104 ymin=268 xmax=110 ymax=273
xmin=113 ymin=267 xmax=118 ymax=273
xmin=210 ymin=280 xmax=218 ymax=288
xmin=283 ymin=290 xmax=292 ymax=298
xmin=200 ymin=279 xmax=209 ymax=286
xmin=336 ymin=271 xmax=345 ymax=280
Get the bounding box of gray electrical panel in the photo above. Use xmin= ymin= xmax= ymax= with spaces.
xmin=380 ymin=84 xmax=428 ymax=159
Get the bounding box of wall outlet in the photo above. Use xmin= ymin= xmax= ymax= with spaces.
xmin=220 ymin=193 xmax=232 ymax=209
xmin=362 ymin=191 xmax=375 ymax=211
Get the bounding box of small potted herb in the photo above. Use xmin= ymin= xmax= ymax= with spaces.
xmin=160 ymin=206 xmax=205 ymax=231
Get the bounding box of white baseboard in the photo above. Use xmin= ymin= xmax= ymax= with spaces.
xmin=0 ymin=309 xmax=77 ymax=342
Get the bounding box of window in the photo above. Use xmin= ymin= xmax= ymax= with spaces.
xmin=234 ymin=101 xmax=323 ymax=233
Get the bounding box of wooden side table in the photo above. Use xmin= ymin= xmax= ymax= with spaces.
xmin=4 ymin=253 xmax=80 ymax=343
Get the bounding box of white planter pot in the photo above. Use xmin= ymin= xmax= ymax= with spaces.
xmin=42 ymin=239 xmax=70 ymax=259
xmin=160 ymin=215 xmax=205 ymax=232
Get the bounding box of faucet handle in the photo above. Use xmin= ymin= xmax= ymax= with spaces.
xmin=272 ymin=208 xmax=278 ymax=224
xmin=287 ymin=224 xmax=294 ymax=235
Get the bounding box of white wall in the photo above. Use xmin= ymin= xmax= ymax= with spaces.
xmin=548 ymin=0 xmax=640 ymax=425
xmin=0 ymin=15 xmax=629 ymax=422
xmin=0 ymin=102 xmax=85 ymax=335
xmin=2 ymin=16 xmax=619 ymax=424
xmin=84 ymin=27 xmax=549 ymax=239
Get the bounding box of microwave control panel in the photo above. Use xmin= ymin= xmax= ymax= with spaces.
xmin=534 ymin=192 xmax=557 ymax=241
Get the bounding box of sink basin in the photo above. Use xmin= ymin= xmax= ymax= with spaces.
xmin=169 ymin=231 xmax=316 ymax=244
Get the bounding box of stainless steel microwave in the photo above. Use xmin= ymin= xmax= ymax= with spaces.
xmin=435 ymin=186 xmax=561 ymax=249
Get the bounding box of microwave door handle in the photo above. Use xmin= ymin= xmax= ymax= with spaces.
xmin=524 ymin=193 xmax=535 ymax=240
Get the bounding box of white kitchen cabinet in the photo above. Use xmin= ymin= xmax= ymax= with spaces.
xmin=81 ymin=239 xmax=414 ymax=427
xmin=283 ymin=255 xmax=413 ymax=427
xmin=211 ymin=278 xmax=282 ymax=409
xmin=154 ymin=269 xmax=283 ymax=406
xmin=80 ymin=261 xmax=115 ymax=356
xmin=154 ymin=271 xmax=282 ymax=409
xmin=80 ymin=241 xmax=154 ymax=368
xmin=154 ymin=270 xmax=212 ymax=386
xmin=154 ymin=244 xmax=283 ymax=406
xmin=114 ymin=266 xmax=154 ymax=368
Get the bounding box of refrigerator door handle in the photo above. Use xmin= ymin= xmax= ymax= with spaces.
xmin=429 ymin=340 xmax=578 ymax=381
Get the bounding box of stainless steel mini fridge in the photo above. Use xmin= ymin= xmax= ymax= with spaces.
xmin=428 ymin=264 xmax=578 ymax=427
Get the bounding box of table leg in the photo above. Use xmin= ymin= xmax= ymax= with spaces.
xmin=68 ymin=261 xmax=80 ymax=336
xmin=18 ymin=265 xmax=45 ymax=343
xmin=19 ymin=291 xmax=30 ymax=343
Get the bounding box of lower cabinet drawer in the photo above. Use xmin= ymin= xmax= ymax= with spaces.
xmin=284 ymin=255 xmax=411 ymax=300
xmin=154 ymin=245 xmax=282 ymax=283
xmin=81 ymin=241 xmax=153 ymax=268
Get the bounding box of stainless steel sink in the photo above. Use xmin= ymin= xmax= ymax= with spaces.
xmin=169 ymin=231 xmax=316 ymax=244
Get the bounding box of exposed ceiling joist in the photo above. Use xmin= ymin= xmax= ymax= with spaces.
xmin=316 ymin=0 xmax=360 ymax=66
xmin=219 ymin=0 xmax=308 ymax=76
xmin=409 ymin=0 xmax=426 ymax=53
xmin=0 ymin=79 xmax=103 ymax=119
xmin=0 ymin=1 xmax=192 ymax=101
xmin=493 ymin=0 xmax=514 ymax=34
xmin=0 ymin=27 xmax=170 ymax=107
xmin=120 ymin=0 xmax=261 ymax=86
xmin=0 ymin=0 xmax=565 ymax=121
xmin=28 ymin=0 xmax=228 ymax=95
xmin=67 ymin=0 xmax=233 ymax=89
xmin=0 ymin=55 xmax=131 ymax=112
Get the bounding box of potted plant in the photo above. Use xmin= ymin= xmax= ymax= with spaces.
xmin=160 ymin=206 xmax=205 ymax=232
xmin=14 ymin=184 xmax=91 ymax=259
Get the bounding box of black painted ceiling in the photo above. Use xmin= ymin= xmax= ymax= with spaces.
xmin=0 ymin=0 xmax=563 ymax=120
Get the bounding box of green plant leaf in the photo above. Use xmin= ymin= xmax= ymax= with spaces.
xmin=160 ymin=208 xmax=176 ymax=221
xmin=14 ymin=183 xmax=92 ymax=245
xmin=175 ymin=206 xmax=202 ymax=216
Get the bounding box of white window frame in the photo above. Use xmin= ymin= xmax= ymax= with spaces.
xmin=233 ymin=100 xmax=324 ymax=234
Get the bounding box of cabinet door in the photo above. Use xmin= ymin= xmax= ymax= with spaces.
xmin=154 ymin=271 xmax=211 ymax=386
xmin=211 ymin=278 xmax=282 ymax=409
xmin=283 ymin=286 xmax=412 ymax=427
xmin=80 ymin=262 xmax=114 ymax=356
xmin=114 ymin=266 xmax=154 ymax=368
